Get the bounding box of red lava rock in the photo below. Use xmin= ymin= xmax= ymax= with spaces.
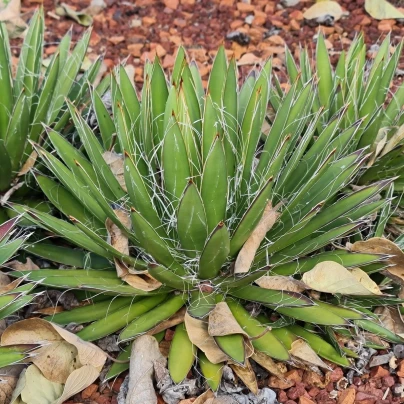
xmin=82 ymin=383 xmax=98 ymax=399
xmin=308 ymin=387 xmax=320 ymax=398
xmin=279 ymin=390 xmax=289 ymax=403
xmin=285 ymin=401 xmax=298 ymax=404
xmin=287 ymin=383 xmax=307 ymax=401
xmin=96 ymin=395 xmax=111 ymax=404
xmin=165 ymin=328 xmax=175 ymax=341
xmin=111 ymin=398 xmax=118 ymax=404
xmin=355 ymin=392 xmax=377 ymax=404
xmin=382 ymin=375 xmax=396 ymax=388
xmin=316 ymin=390 xmax=330 ymax=403
xmin=285 ymin=369 xmax=303 ymax=385
xmin=299 ymin=397 xmax=316 ymax=404
xmin=370 ymin=366 xmax=390 ymax=379
xmin=112 ymin=378 xmax=123 ymax=393
xmin=163 ymin=0 xmax=179 ymax=10
xmin=338 ymin=388 xmax=356 ymax=404
xmin=353 ymin=377 xmax=363 ymax=386
xmin=236 ymin=2 xmax=255 ymax=12
xmin=328 ymin=368 xmax=344 ymax=383
xmin=326 ymin=382 xmax=335 ymax=392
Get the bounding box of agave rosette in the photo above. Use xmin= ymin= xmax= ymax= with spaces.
xmin=9 ymin=46 xmax=403 ymax=387
xmin=0 ymin=11 xmax=105 ymax=210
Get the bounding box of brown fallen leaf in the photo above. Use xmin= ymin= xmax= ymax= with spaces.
xmin=303 ymin=1 xmax=343 ymax=22
xmin=126 ymin=335 xmax=166 ymax=404
xmin=365 ymin=0 xmax=404 ymax=19
xmin=234 ymin=202 xmax=281 ymax=274
xmin=54 ymin=365 xmax=100 ymax=404
xmin=251 ymin=350 xmax=286 ymax=380
xmin=55 ymin=2 xmax=93 ymax=26
xmin=193 ymin=389 xmax=215 ymax=404
xmin=208 ymin=302 xmax=254 ymax=360
xmin=255 ymin=275 xmax=307 ymax=293
xmin=6 ymin=258 xmax=39 ymax=271
xmin=350 ymin=237 xmax=404 ymax=285
xmin=0 ymin=0 xmax=27 ymax=38
xmin=375 ymin=306 xmax=404 ymax=338
xmin=302 ymin=261 xmax=382 ymax=295
xmin=103 ymin=151 xmax=127 ymax=192
xmin=51 ymin=323 xmax=107 ymax=370
xmin=32 ymin=341 xmax=79 ymax=384
xmin=146 ymin=306 xmax=186 ymax=336
xmin=0 ymin=276 xmax=24 ymax=295
xmin=106 ymin=209 xmax=131 ymax=255
xmin=1 ymin=318 xmax=61 ymax=345
xmin=17 ymin=151 xmax=38 ymax=177
xmin=289 ymin=339 xmax=330 ymax=370
xmin=0 ymin=365 xmax=24 ymax=404
xmin=185 ymin=312 xmax=228 ymax=364
xmin=10 ymin=364 xmax=64 ymax=404
xmin=230 ymin=358 xmax=258 ymax=395
xmin=237 ymin=53 xmax=262 ymax=66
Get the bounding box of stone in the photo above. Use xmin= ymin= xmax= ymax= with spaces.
xmin=163 ymin=0 xmax=179 ymax=9
xmin=82 ymin=384 xmax=98 ymax=399
xmin=338 ymin=388 xmax=355 ymax=404
xmin=237 ymin=2 xmax=255 ymax=12
xmin=370 ymin=366 xmax=390 ymax=379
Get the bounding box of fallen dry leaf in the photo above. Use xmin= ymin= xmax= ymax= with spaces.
xmin=350 ymin=237 xmax=404 ymax=285
xmin=2 ymin=318 xmax=107 ymax=403
xmin=103 ymin=151 xmax=127 ymax=192
xmin=302 ymin=261 xmax=382 ymax=295
xmin=289 ymin=339 xmax=330 ymax=370
xmin=55 ymin=2 xmax=93 ymax=26
xmin=234 ymin=202 xmax=280 ymax=274
xmin=126 ymin=335 xmax=166 ymax=404
xmin=375 ymin=306 xmax=404 ymax=338
xmin=237 ymin=53 xmax=261 ymax=66
xmin=365 ymin=0 xmax=404 ymax=19
xmin=54 ymin=365 xmax=100 ymax=404
xmin=32 ymin=341 xmax=79 ymax=384
xmin=193 ymin=389 xmax=215 ymax=404
xmin=0 ymin=365 xmax=24 ymax=404
xmin=251 ymin=350 xmax=286 ymax=380
xmin=82 ymin=0 xmax=105 ymax=16
xmin=0 ymin=0 xmax=27 ymax=38
xmin=230 ymin=358 xmax=258 ymax=395
xmin=51 ymin=323 xmax=107 ymax=370
xmin=1 ymin=318 xmax=61 ymax=345
xmin=256 ymin=275 xmax=307 ymax=293
xmin=10 ymin=365 xmax=63 ymax=404
xmin=185 ymin=312 xmax=228 ymax=364
xmin=303 ymin=1 xmax=343 ymax=22
xmin=17 ymin=151 xmax=38 ymax=177
xmin=6 ymin=258 xmax=39 ymax=271
xmin=146 ymin=306 xmax=186 ymax=336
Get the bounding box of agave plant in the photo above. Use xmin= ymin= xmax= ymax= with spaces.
xmin=0 ymin=12 xmax=104 ymax=219
xmin=282 ymin=34 xmax=404 ymax=239
xmin=0 ymin=217 xmax=36 ymax=322
xmin=10 ymin=47 xmax=404 ymax=389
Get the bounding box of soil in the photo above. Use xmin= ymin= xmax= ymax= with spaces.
xmin=15 ymin=0 xmax=404 ymax=89
xmin=8 ymin=0 xmax=404 ymax=403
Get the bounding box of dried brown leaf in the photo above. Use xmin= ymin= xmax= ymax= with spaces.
xmin=103 ymin=151 xmax=127 ymax=192
xmin=6 ymin=258 xmax=39 ymax=271
xmin=302 ymin=261 xmax=382 ymax=295
xmin=126 ymin=335 xmax=166 ymax=404
xmin=251 ymin=350 xmax=286 ymax=380
xmin=0 ymin=365 xmax=24 ymax=404
xmin=54 ymin=365 xmax=100 ymax=404
xmin=230 ymin=358 xmax=258 ymax=395
xmin=32 ymin=341 xmax=79 ymax=384
xmin=17 ymin=151 xmax=38 ymax=177
xmin=350 ymin=237 xmax=404 ymax=285
xmin=374 ymin=306 xmax=404 ymax=338
xmin=289 ymin=339 xmax=330 ymax=370
xmin=185 ymin=312 xmax=228 ymax=364
xmin=256 ymin=275 xmax=307 ymax=293
xmin=234 ymin=202 xmax=280 ymax=274
xmin=50 ymin=323 xmax=107 ymax=370
xmin=1 ymin=318 xmax=62 ymax=346
xmin=147 ymin=306 xmax=186 ymax=336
